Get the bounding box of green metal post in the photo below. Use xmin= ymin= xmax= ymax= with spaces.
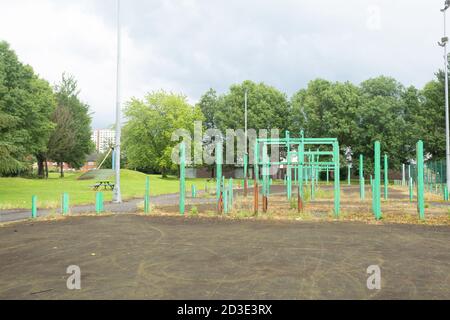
xmin=192 ymin=185 xmax=197 ymax=198
xmin=144 ymin=176 xmax=150 ymax=214
xmin=348 ymin=164 xmax=351 ymax=185
xmin=409 ymin=177 xmax=413 ymax=203
xmin=416 ymin=140 xmax=425 ymax=220
xmin=223 ymin=179 xmax=228 ymax=214
xmin=216 ymin=142 xmax=223 ymax=201
xmin=286 ymin=132 xmax=291 ymax=200
xmin=333 ymin=142 xmax=340 ymax=217
xmin=326 ymin=167 xmax=329 ymax=184
xmin=31 ymin=195 xmax=37 ymax=219
xmin=384 ymin=154 xmax=388 ymax=200
xmin=373 ymin=141 xmax=382 ymax=220
xmin=96 ymin=192 xmax=104 ymax=214
xmin=62 ymin=193 xmax=69 ymax=215
xmin=180 ymin=142 xmax=186 ymax=215
xmin=229 ymin=178 xmax=233 ymax=208
xmin=359 ymin=155 xmax=365 ymax=200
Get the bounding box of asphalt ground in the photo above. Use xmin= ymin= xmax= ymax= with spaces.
xmin=0 ymin=214 xmax=449 ymax=299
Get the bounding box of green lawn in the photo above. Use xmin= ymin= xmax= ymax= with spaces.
xmin=0 ymin=170 xmax=216 ymax=210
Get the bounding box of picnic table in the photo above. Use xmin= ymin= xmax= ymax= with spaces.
xmin=92 ymin=181 xmax=115 ymax=191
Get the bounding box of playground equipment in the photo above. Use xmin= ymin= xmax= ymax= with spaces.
xmin=251 ymin=131 xmax=341 ymax=216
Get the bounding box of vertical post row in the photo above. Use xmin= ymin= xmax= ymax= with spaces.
xmin=359 ymin=155 xmax=365 ymax=200
xmin=333 ymin=141 xmax=340 ymax=217
xmin=384 ymin=154 xmax=388 ymax=200
xmin=144 ymin=176 xmax=150 ymax=214
xmin=31 ymin=195 xmax=38 ymax=219
xmin=180 ymin=142 xmax=186 ymax=215
xmin=416 ymin=140 xmax=425 ymax=220
xmin=373 ymin=141 xmax=382 ymax=220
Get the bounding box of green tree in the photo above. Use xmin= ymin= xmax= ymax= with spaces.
xmin=48 ymin=74 xmax=94 ymax=177
xmin=0 ymin=41 xmax=55 ymax=176
xmin=123 ymin=90 xmax=204 ymax=177
xmin=213 ymin=80 xmax=289 ymax=133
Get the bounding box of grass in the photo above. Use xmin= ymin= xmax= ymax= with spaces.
xmin=0 ymin=170 xmax=214 ymax=210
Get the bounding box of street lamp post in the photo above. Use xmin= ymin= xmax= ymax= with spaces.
xmin=439 ymin=0 xmax=450 ymax=194
xmin=113 ymin=0 xmax=122 ymax=203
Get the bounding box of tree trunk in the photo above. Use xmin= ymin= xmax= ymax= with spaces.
xmin=44 ymin=160 xmax=49 ymax=179
xmin=36 ymin=154 xmax=45 ymax=179
xmin=37 ymin=160 xmax=44 ymax=178
xmin=60 ymin=162 xmax=64 ymax=178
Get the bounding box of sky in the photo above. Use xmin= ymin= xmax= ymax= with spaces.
xmin=0 ymin=0 xmax=446 ymax=128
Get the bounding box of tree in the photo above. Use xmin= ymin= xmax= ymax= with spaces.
xmin=213 ymin=80 xmax=289 ymax=134
xmin=47 ymin=74 xmax=94 ymax=177
xmin=0 ymin=41 xmax=55 ymax=176
xmin=197 ymin=88 xmax=219 ymax=129
xmin=123 ymin=90 xmax=204 ymax=177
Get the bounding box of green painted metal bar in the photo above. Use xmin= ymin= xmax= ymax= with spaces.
xmin=61 ymin=193 xmax=69 ymax=215
xmin=373 ymin=141 xmax=382 ymax=220
xmin=333 ymin=141 xmax=340 ymax=217
xmin=409 ymin=177 xmax=413 ymax=203
xmin=31 ymin=195 xmax=37 ymax=219
xmin=416 ymin=140 xmax=425 ymax=220
xmin=229 ymin=178 xmax=233 ymax=209
xmin=286 ymin=132 xmax=292 ymax=201
xmin=348 ymin=164 xmax=351 ymax=185
xmin=144 ymin=176 xmax=150 ymax=214
xmin=326 ymin=167 xmax=329 ymax=184
xmin=96 ymin=192 xmax=104 ymax=214
xmin=180 ymin=142 xmax=186 ymax=215
xmin=216 ymin=142 xmax=223 ymax=201
xmin=192 ymin=185 xmax=197 ymax=198
xmin=384 ymin=154 xmax=388 ymax=200
xmin=254 ymin=140 xmax=259 ymax=184
xmin=359 ymin=155 xmax=365 ymax=200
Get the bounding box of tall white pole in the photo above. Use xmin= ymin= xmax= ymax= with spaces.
xmin=113 ymin=0 xmax=122 ymax=203
xmin=444 ymin=8 xmax=450 ymax=193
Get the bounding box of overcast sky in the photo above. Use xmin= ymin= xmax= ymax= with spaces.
xmin=0 ymin=0 xmax=445 ymax=128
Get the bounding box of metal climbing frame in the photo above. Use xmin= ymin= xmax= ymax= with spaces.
xmin=253 ymin=131 xmax=341 ymax=217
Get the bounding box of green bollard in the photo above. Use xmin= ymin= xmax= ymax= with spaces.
xmin=359 ymin=155 xmax=364 ymax=201
xmin=384 ymin=154 xmax=388 ymax=200
xmin=223 ymin=185 xmax=228 ymax=214
xmin=333 ymin=141 xmax=340 ymax=217
xmin=61 ymin=193 xmax=69 ymax=215
xmin=229 ymin=178 xmax=233 ymax=209
xmin=409 ymin=177 xmax=413 ymax=203
xmin=416 ymin=141 xmax=425 ymax=220
xmin=96 ymin=192 xmax=104 ymax=214
xmin=180 ymin=143 xmax=186 ymax=215
xmin=373 ymin=141 xmax=382 ymax=220
xmin=31 ymin=195 xmax=37 ymax=219
xmin=144 ymin=176 xmax=150 ymax=214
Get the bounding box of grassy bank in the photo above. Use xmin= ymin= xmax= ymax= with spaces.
xmin=0 ymin=170 xmax=214 ymax=210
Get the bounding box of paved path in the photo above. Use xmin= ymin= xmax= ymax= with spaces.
xmin=0 ymin=193 xmax=217 ymax=224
